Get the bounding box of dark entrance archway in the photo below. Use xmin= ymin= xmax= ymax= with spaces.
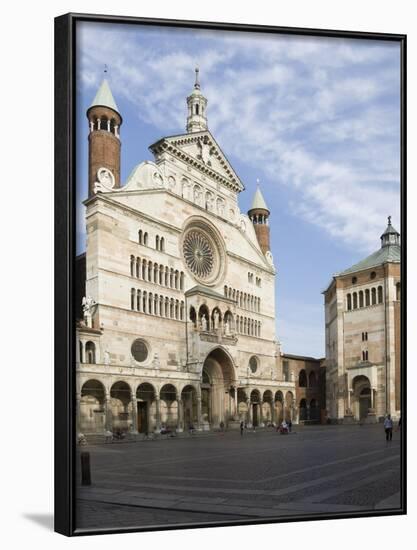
xmin=352 ymin=375 xmax=372 ymax=421
xmin=136 ymin=383 xmax=155 ymax=433
xmin=201 ymin=347 xmax=236 ymax=428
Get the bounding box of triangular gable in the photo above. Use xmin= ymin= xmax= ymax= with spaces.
xmin=149 ymin=130 xmax=244 ymax=193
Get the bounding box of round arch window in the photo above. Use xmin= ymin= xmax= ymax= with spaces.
xmin=131 ymin=339 xmax=149 ymax=363
xmin=249 ymin=356 xmax=258 ymax=373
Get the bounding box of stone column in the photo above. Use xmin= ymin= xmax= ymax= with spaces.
xmin=104 ymin=391 xmax=112 ymax=432
xmin=306 ymin=405 xmax=310 ymax=421
xmin=76 ymin=393 xmax=81 ymax=434
xmin=271 ymin=401 xmax=275 ymax=425
xmin=234 ymin=387 xmax=238 ymax=418
xmin=259 ymin=402 xmax=264 ymax=427
xmin=177 ymin=396 xmax=184 ymax=432
xmin=247 ymin=398 xmax=252 ymax=427
xmin=196 ymin=396 xmax=202 ymax=431
xmin=155 ymin=397 xmax=161 ymax=431
xmin=130 ymin=393 xmax=138 ymax=434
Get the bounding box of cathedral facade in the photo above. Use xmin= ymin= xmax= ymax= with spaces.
xmin=76 ymin=71 xmax=297 ymax=437
xmin=323 ymin=220 xmax=401 ymax=423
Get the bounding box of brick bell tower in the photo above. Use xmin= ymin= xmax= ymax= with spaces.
xmin=248 ymin=183 xmax=271 ymax=254
xmin=86 ymin=78 xmax=122 ymax=197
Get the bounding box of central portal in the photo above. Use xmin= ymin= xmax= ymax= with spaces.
xmin=201 ymin=347 xmax=235 ymax=429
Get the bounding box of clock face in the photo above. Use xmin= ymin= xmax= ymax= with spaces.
xmin=181 ymin=219 xmax=226 ymax=286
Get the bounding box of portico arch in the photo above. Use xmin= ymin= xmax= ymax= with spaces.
xmin=136 ymin=382 xmax=156 ymax=433
xmin=181 ymin=384 xmax=198 ymax=428
xmin=201 ymin=346 xmax=236 ymax=428
xmin=110 ymin=381 xmax=132 ymax=433
xmin=80 ymin=379 xmax=105 ymax=433
xmin=160 ymin=384 xmax=178 ymax=429
xmin=285 ymin=391 xmax=294 ymax=422
xmin=299 ymin=398 xmax=307 ymax=422
xmin=274 ymin=391 xmax=284 ymax=424
xmin=262 ymin=390 xmax=273 ymax=424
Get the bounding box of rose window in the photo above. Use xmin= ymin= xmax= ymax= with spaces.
xmin=181 ymin=219 xmax=226 ymax=286
xmin=183 ymin=230 xmax=214 ymax=279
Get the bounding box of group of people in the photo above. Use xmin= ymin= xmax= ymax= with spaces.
xmin=239 ymin=419 xmax=292 ymax=436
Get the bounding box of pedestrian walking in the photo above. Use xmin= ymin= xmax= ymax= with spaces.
xmin=288 ymin=420 xmax=292 ymax=433
xmin=384 ymin=414 xmax=393 ymax=441
xmin=240 ymin=420 xmax=244 ymax=436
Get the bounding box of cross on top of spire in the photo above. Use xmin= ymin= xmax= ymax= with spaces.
xmin=194 ymin=67 xmax=200 ymax=89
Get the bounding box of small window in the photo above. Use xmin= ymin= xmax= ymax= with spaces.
xmin=283 ymin=360 xmax=289 ymax=381
xmin=352 ymin=276 xmax=357 ymax=284
xmin=370 ymin=271 xmax=376 ymax=280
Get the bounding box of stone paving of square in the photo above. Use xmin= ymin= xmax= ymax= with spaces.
xmin=75 ymin=424 xmax=402 ymax=532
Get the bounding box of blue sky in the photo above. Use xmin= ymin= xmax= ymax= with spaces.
xmin=76 ymin=21 xmax=401 ymax=358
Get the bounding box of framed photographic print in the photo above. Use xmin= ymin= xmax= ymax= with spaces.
xmin=54 ymin=13 xmax=406 ymax=536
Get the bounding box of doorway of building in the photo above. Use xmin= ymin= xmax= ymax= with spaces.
xmin=137 ymin=402 xmax=148 ymax=433
xmin=359 ymin=388 xmax=372 ymax=420
xmin=201 ymin=347 xmax=235 ymax=429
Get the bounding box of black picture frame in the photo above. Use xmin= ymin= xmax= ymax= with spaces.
xmin=54 ymin=12 xmax=407 ymax=536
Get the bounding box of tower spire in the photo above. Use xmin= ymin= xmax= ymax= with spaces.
xmin=86 ymin=78 xmax=122 ymax=196
xmin=248 ymin=182 xmax=270 ymax=254
xmin=380 ymin=216 xmax=400 ymax=248
xmin=186 ymin=67 xmax=208 ymax=133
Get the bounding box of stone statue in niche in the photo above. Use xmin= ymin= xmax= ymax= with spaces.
xmin=103 ymin=351 xmax=110 ymax=365
xmin=213 ymin=310 xmax=220 ymax=330
xmin=206 ymin=193 xmax=214 ymax=211
xmin=201 ymin=315 xmax=208 ymax=331
xmin=152 ymin=353 xmax=161 ymax=369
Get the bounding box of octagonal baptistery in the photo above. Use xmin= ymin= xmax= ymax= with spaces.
xmin=76 ymin=71 xmax=295 ymax=437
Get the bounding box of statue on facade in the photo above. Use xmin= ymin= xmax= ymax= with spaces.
xmin=82 ymin=296 xmax=96 ymax=314
xmin=103 ymin=350 xmax=110 ymax=365
xmin=213 ymin=310 xmax=220 ymax=330
xmin=201 ymin=315 xmax=208 ymax=331
xmin=224 ymin=319 xmax=230 ymax=335
xmin=152 ymin=353 xmax=161 ymax=370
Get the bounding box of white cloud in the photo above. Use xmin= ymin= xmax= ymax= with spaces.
xmin=77 ymin=23 xmax=400 ymax=253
